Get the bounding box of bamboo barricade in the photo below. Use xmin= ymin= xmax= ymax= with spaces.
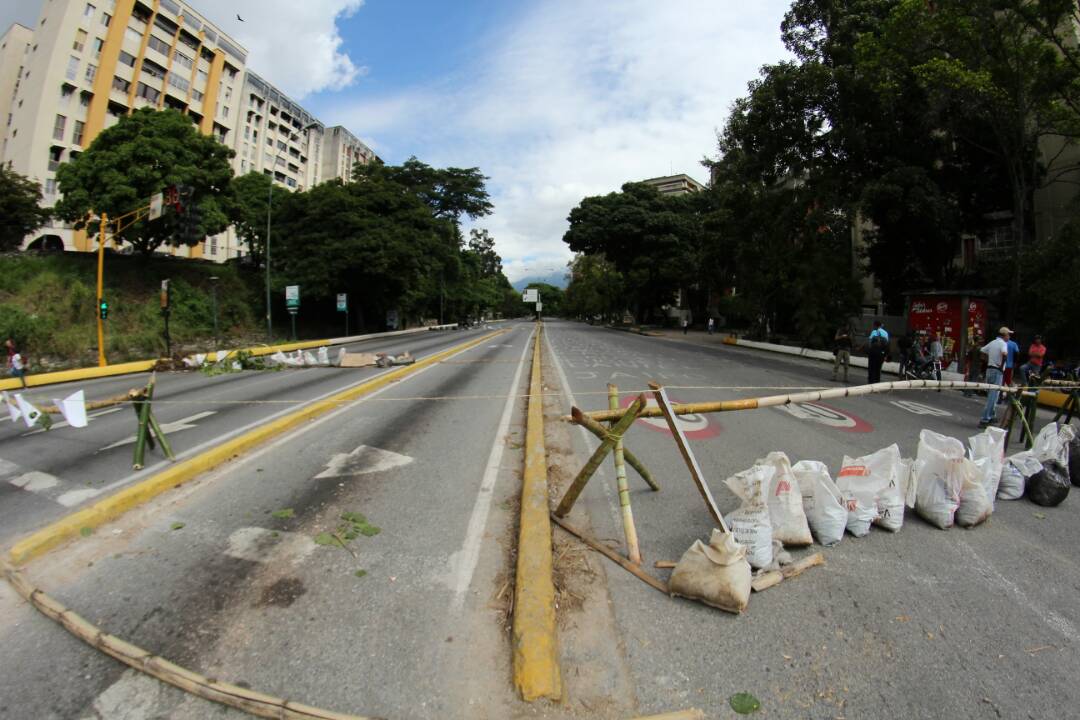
xmin=1042 ymin=378 xmax=1080 ymax=424
xmin=572 ymin=409 xmax=659 ymax=490
xmin=609 ymin=385 xmax=642 ymax=564
xmin=130 ymin=374 xmax=175 ymax=470
xmin=1002 ymin=391 xmax=1039 ymax=449
xmin=577 ymin=379 xmax=1023 ymax=424
xmin=0 ymin=560 xmax=377 ymax=720
xmin=38 ymin=392 xmax=131 ymax=417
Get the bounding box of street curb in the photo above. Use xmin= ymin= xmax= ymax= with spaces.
xmin=0 ymin=324 xmax=461 ymax=392
xmin=6 ymin=328 xmax=508 ymax=566
xmin=512 ymin=322 xmax=562 ymax=701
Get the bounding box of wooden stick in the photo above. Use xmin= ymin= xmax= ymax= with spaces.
xmin=572 ymin=411 xmax=659 ymax=490
xmin=581 ymin=379 xmax=1022 ymax=423
xmin=553 ymin=395 xmax=646 ymax=518
xmin=649 ymin=382 xmax=728 ymax=533
xmin=609 ymin=384 xmax=642 ymax=565
xmin=751 ymin=552 xmax=825 ymax=593
xmin=550 ymin=513 xmax=669 ymax=594
xmin=654 ymin=560 xmax=677 ymax=569
xmin=0 ymin=560 xmax=376 ymax=720
xmin=39 ymin=392 xmax=131 ymax=416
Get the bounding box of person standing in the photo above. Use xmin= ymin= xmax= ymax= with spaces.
xmin=1003 ymin=334 xmax=1020 ymax=387
xmin=867 ymin=321 xmax=888 ymax=384
xmin=707 ymin=317 xmax=715 ymax=335
xmin=681 ymin=316 xmax=689 ymax=335
xmin=5 ymin=338 xmax=27 ymax=389
xmin=979 ymin=327 xmax=1011 ymax=427
xmin=833 ymin=324 xmax=853 ymax=382
xmin=928 ymin=332 xmax=945 ymax=390
xmin=964 ymin=333 xmax=983 ymax=397
xmin=898 ymin=332 xmax=914 ymax=377
xmin=1020 ymin=335 xmax=1047 ymax=385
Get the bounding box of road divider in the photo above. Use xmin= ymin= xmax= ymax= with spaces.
xmin=0 ymin=323 xmax=463 ymax=392
xmin=512 ymin=322 xmax=562 ymax=702
xmin=7 ymin=328 xmax=508 ymax=566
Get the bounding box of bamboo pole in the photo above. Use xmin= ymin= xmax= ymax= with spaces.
xmin=572 ymin=410 xmax=659 ymax=490
xmin=609 ymin=384 xmax=642 ymax=565
xmin=581 ymin=379 xmax=1022 ymax=424
xmin=553 ymin=395 xmax=646 ymax=518
xmin=649 ymin=382 xmax=728 ymax=533
xmin=132 ymin=375 xmax=155 ymax=470
xmin=550 ymin=513 xmax=668 ymax=594
xmin=147 ymin=410 xmax=175 ymax=461
xmin=0 ymin=560 xmax=378 ymax=720
xmin=750 ymin=552 xmax=825 ymax=592
xmin=39 ymin=392 xmax=131 ymax=416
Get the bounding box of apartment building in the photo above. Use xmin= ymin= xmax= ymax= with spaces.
xmin=641 ymin=173 xmax=707 ymax=196
xmin=321 ymin=124 xmax=376 ymax=184
xmin=0 ymin=23 xmax=34 ymax=159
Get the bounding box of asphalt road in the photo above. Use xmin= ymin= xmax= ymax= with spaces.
xmin=543 ymin=320 xmax=1079 ymax=719
xmin=0 ymin=326 xmax=498 ymax=546
xmin=0 ymin=320 xmax=535 ymax=720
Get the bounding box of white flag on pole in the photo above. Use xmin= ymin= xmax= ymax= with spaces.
xmin=53 ymin=390 xmax=87 ymax=428
xmin=15 ymin=394 xmax=42 ymax=428
xmin=1 ymin=391 xmax=19 ymax=422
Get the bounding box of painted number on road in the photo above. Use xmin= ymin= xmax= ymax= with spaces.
xmin=889 ymin=400 xmax=952 ymax=417
xmin=620 ymin=395 xmax=720 ymax=439
xmin=778 ymin=402 xmax=873 ymax=433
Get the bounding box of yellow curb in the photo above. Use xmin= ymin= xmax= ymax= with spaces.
xmin=7 ymin=328 xmax=509 ymax=566
xmin=512 ymin=322 xmax=562 ymax=701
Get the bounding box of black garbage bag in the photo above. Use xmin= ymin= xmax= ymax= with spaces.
xmin=1027 ymin=461 xmax=1071 ymax=507
xmin=1069 ymin=431 xmax=1080 ymax=487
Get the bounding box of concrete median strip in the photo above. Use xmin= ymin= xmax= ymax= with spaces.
xmin=6 ymin=329 xmax=508 ymax=566
xmin=512 ymin=322 xmax=563 ymax=701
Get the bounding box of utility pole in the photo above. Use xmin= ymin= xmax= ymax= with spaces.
xmin=96 ymin=213 xmax=108 ymax=367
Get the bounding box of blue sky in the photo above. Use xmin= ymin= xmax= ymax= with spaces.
xmin=6 ymin=0 xmax=793 ymax=279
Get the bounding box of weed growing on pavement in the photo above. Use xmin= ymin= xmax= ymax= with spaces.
xmin=314 ymin=511 xmax=381 ymax=550
xmin=354 ymin=569 xmax=367 ymax=579
xmin=271 ymin=508 xmax=294 ymax=519
xmin=79 ymin=527 xmax=93 ymax=537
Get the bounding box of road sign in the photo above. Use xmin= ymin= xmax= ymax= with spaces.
xmin=522 ymin=288 xmax=538 ymax=303
xmin=149 ymin=192 xmax=163 ymax=220
xmin=536 ymin=301 xmax=543 ymax=312
xmin=285 ymin=285 xmax=300 ymax=309
xmin=337 ymin=293 xmax=347 ymax=312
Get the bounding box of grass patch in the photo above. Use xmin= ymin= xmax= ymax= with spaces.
xmin=170 ymin=522 xmax=185 ymax=530
xmin=314 ymin=511 xmax=381 ymax=550
xmin=270 ymin=508 xmax=295 ymax=519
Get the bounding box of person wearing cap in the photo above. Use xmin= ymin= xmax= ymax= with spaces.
xmin=1002 ymin=333 xmax=1020 ymax=389
xmin=929 ymin=331 xmax=944 ymax=388
xmin=979 ymin=327 xmax=1011 ymax=427
xmin=1020 ymin=334 xmax=1047 ymax=386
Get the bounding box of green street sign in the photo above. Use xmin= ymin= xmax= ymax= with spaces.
xmin=285 ymin=285 xmax=300 ymax=309
xmin=337 ymin=293 xmax=347 ymax=312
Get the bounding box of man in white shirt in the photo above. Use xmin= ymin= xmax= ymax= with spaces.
xmin=979 ymin=327 xmax=1011 ymax=427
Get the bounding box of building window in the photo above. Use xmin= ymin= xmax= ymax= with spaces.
xmin=240 ymin=159 xmax=246 ymax=173
xmin=118 ymin=50 xmax=136 ymax=67
xmin=197 ymin=69 xmax=208 ymax=85
xmin=48 ymin=146 xmax=63 ymax=171
xmin=73 ymin=120 xmax=85 ymax=145
xmin=148 ymin=35 xmax=170 ymax=56
xmin=112 ymin=76 xmax=130 ymax=93
xmin=168 ymin=74 xmax=189 ymax=92
xmin=45 ymin=178 xmax=58 ymax=195
xmin=136 ymin=82 xmax=160 ymax=103
xmin=53 ymin=114 xmax=67 ymax=141
xmin=80 ymin=93 xmax=91 ymax=107
xmin=210 ymin=236 xmax=218 ymax=255
xmin=222 ymin=105 xmax=229 ymax=117
xmin=92 ymin=37 xmax=104 ymax=56
xmin=66 ymin=55 xmax=80 ymax=81
xmin=73 ymin=29 xmax=87 ymax=52
xmin=84 ymin=3 xmax=96 ymax=19
xmin=125 ymin=26 xmax=142 ymax=44
xmin=102 ymin=13 xmax=111 ymax=27
xmin=243 ymin=126 xmax=249 ymax=139
xmin=85 ymin=64 xmax=97 ymax=82
xmin=192 ymin=89 xmax=203 ymax=102
xmin=173 ymin=51 xmax=193 ymax=70
xmin=224 ymin=86 xmax=231 ymax=101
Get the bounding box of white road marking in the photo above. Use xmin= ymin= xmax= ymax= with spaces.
xmin=955 ymin=539 xmax=1079 ymax=642
xmin=9 ymin=471 xmax=60 ymax=493
xmin=99 ymin=411 xmax=217 ymax=451
xmin=890 ymin=400 xmax=952 ymax=417
xmin=313 ymin=445 xmax=414 ymax=480
xmin=224 ymin=527 xmax=317 ymax=565
xmin=0 ymin=457 xmax=19 ymax=477
xmin=79 ymin=668 xmax=170 ymax=720
xmin=23 ymin=406 xmax=122 ymax=436
xmin=447 ymin=326 xmax=535 ymax=611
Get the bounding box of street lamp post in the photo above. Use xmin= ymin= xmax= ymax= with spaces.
xmin=265 ymin=121 xmax=319 ymax=343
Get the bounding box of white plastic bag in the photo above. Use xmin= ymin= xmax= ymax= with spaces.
xmin=968 ymin=427 xmax=1006 ymax=510
xmin=956 ymin=458 xmax=993 ymax=527
xmin=792 ymin=460 xmax=828 ymax=518
xmin=316 ymin=347 xmax=330 ymax=366
xmin=803 ymin=466 xmax=847 ymax=546
xmin=723 ymin=465 xmax=774 ymax=568
xmin=844 ymin=496 xmax=877 ymax=537
xmin=1033 ymin=423 xmax=1067 ymax=466
xmin=913 ymin=430 xmax=966 ymax=529
xmin=837 ymin=445 xmax=904 ymax=532
xmin=999 ymin=450 xmax=1042 ymax=500
xmin=755 ymin=452 xmax=813 ymax=547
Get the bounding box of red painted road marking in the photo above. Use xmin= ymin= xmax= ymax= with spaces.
xmin=620 ymin=395 xmax=721 ymax=439
xmin=778 ymin=401 xmax=874 ymax=433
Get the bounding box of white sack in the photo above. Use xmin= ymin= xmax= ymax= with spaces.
xmin=914 ymin=430 xmax=966 ymax=529
xmin=1033 ymin=423 xmax=1068 ymax=466
xmin=804 ymin=465 xmax=847 ymax=546
xmin=999 ymin=450 xmax=1043 ymax=500
xmin=317 ymin=347 xmax=330 ymax=366
xmin=837 ymin=444 xmax=905 ymax=532
xmin=755 ymin=452 xmax=813 ymax=546
xmin=968 ymin=427 xmax=1006 ymax=510
xmin=956 ymin=458 xmax=993 ymax=527
xmin=723 ymin=465 xmax=774 ymax=568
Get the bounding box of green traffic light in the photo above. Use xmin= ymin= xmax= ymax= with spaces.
xmin=99 ymin=300 xmax=109 ymax=320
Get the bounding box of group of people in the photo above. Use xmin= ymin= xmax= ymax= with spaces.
xmin=977 ymin=327 xmax=1048 ymax=427
xmin=831 ymin=320 xmax=894 ymax=384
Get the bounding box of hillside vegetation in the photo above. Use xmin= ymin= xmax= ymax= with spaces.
xmin=0 ymin=253 xmax=258 ymax=368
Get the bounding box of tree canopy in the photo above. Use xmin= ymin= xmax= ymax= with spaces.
xmin=0 ymin=166 xmax=52 ymax=251
xmin=54 ymin=108 xmax=233 ymax=255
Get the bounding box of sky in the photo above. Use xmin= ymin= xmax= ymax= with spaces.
xmin=4 ymin=0 xmax=794 ymax=281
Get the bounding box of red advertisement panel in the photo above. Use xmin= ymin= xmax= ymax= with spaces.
xmin=907 ymin=296 xmax=987 ymax=365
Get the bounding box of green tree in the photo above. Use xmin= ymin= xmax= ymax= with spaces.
xmin=353 ymin=157 xmax=493 ymax=225
xmin=1017 ymin=219 xmax=1080 ymax=357
xmin=524 ymin=282 xmax=565 ymax=317
xmin=54 ymin=108 xmax=233 ymax=255
xmin=226 ymin=171 xmax=289 ymax=268
xmin=0 ymin=166 xmax=52 ymax=251
xmin=564 ymin=253 xmax=625 ymax=322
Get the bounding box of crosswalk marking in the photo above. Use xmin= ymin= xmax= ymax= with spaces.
xmin=9 ymin=471 xmax=59 ymax=493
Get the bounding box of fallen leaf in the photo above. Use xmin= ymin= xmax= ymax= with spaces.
xmin=354 ymin=569 xmax=367 ymax=579
xmin=895 ymin=615 xmax=910 ymax=622
xmin=79 ymin=527 xmax=93 ymax=538
xmin=271 ymin=508 xmax=294 ymax=519
xmin=927 ymin=632 xmax=934 ymax=640
xmin=729 ymin=692 xmax=761 ymax=714
xmin=1033 ymin=512 xmax=1046 ymax=520
xmin=782 ymin=654 xmax=792 ymax=661
xmin=170 ymin=522 xmax=185 ymax=531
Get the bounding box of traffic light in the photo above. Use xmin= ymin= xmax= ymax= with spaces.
xmin=99 ymin=299 xmax=109 ymax=320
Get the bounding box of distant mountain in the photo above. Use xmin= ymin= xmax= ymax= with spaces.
xmin=512 ymin=271 xmax=568 ymax=291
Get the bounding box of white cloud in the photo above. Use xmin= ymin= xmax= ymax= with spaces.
xmin=209 ymin=0 xmax=364 ymax=99
xmin=323 ymin=0 xmax=792 ymax=280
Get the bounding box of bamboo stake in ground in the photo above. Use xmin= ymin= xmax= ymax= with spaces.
xmin=571 ymin=410 xmax=659 ymax=491
xmin=609 ymin=384 xmax=642 ymax=565
xmin=649 ymin=382 xmax=728 ymax=532
xmin=553 ymin=394 xmax=646 ymax=518
xmin=131 ymin=376 xmax=155 ymax=470
xmin=146 ymin=408 xmax=176 ymax=461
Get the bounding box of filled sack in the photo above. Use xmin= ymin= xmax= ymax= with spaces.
xmin=723 ymin=465 xmax=775 ymax=568
xmin=802 ymin=464 xmax=847 ymax=546
xmin=999 ymin=451 xmax=1042 ymax=500
xmin=837 ymin=445 xmax=905 ymax=532
xmin=755 ymin=452 xmax=813 ymax=547
xmin=669 ymin=529 xmax=752 ymax=614
xmin=913 ymin=430 xmax=966 ymax=529
xmin=1028 ymin=461 xmax=1070 ymax=507
xmin=956 ymin=459 xmax=993 ymax=527
xmin=792 ymin=460 xmax=824 ymax=511
xmin=968 ymin=427 xmax=1007 ymax=510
